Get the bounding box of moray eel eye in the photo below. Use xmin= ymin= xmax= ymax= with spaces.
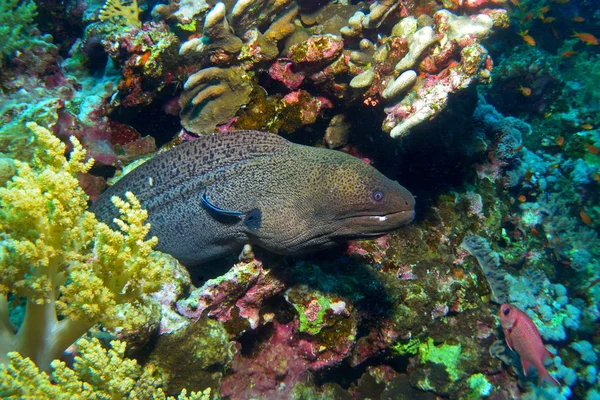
xmin=372 ymin=190 xmax=384 ymax=202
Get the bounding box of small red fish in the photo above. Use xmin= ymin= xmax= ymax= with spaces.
xmin=521 ymin=34 xmax=536 ymax=46
xmin=573 ymin=32 xmax=599 ymax=45
xmin=586 ymin=143 xmax=599 ymax=155
xmin=555 ymin=136 xmax=565 ymax=146
xmin=572 ymin=16 xmax=585 ymax=22
xmin=500 ymin=304 xmax=560 ymax=386
xmin=561 ymin=51 xmax=578 ymax=58
xmin=580 ymin=211 xmax=593 ymax=226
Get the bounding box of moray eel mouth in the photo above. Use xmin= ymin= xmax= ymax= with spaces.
xmin=335 ymin=208 xmax=416 ymax=238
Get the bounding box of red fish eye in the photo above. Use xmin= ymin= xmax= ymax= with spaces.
xmin=372 ymin=190 xmax=384 ymax=202
xmin=503 ymin=307 xmax=510 ymax=316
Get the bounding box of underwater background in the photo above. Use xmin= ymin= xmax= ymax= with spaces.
xmin=0 ymin=0 xmax=599 ymax=398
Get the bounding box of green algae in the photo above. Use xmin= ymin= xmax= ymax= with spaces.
xmin=177 ymin=20 xmax=197 ymax=31
xmin=390 ymin=337 xmax=421 ymax=356
xmin=418 ymin=338 xmax=463 ymax=381
xmin=467 ymin=373 xmax=492 ymax=398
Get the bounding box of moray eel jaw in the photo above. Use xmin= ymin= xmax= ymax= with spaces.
xmin=335 ymin=208 xmax=416 ymax=238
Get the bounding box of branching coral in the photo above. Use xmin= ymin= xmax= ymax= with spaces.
xmin=0 ymin=122 xmax=173 ymax=370
xmin=0 ymin=336 xmax=212 ymax=399
xmin=0 ymin=0 xmax=38 ymax=64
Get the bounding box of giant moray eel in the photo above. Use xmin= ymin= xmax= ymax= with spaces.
xmin=91 ymin=130 xmax=415 ymax=266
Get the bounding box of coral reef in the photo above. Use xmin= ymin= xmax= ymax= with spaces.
xmin=2 ymin=0 xmax=600 ymax=398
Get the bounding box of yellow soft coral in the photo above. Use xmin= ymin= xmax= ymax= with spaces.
xmin=99 ymin=0 xmax=141 ymax=27
xmin=0 ymin=337 xmax=213 ymax=399
xmin=0 ymin=123 xmax=171 ymax=370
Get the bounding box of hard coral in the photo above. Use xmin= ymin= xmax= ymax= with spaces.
xmin=176 ymin=261 xmax=285 ymax=331
xmin=0 ymin=123 xmax=173 ymax=371
xmin=99 ymin=21 xmax=181 ymax=109
xmin=179 ymin=66 xmax=254 ymax=135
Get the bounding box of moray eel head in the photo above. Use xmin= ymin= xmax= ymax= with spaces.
xmin=326 ymin=157 xmax=415 ymax=238
xmin=248 ymin=148 xmax=415 ymax=255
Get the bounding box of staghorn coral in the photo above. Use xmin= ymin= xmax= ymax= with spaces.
xmin=0 ymin=337 xmax=212 ymax=399
xmin=0 ymin=123 xmax=174 ymax=370
xmin=381 ymin=9 xmax=496 ymax=138
xmin=364 ymin=0 xmax=414 ymax=29
xmin=174 ymin=0 xmax=507 ymax=140
xmin=179 ymin=66 xmax=254 ymax=135
xmin=384 ymin=42 xmax=490 ymax=139
xmin=345 ymin=8 xmax=500 ymax=139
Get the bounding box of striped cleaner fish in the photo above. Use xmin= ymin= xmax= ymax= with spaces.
xmin=91 ymin=130 xmax=415 ymax=266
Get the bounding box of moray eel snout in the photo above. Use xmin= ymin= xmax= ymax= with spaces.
xmin=335 ymin=184 xmax=415 ymax=238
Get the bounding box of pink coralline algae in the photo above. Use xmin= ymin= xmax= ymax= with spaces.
xmin=268 ymin=60 xmax=305 ymax=90
xmin=283 ymin=90 xmax=333 ymax=126
xmin=221 ymin=319 xmax=354 ymax=400
xmin=176 ymin=261 xmax=285 ymax=330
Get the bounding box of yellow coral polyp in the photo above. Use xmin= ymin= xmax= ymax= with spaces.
xmin=0 ymin=122 xmax=171 ymax=371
